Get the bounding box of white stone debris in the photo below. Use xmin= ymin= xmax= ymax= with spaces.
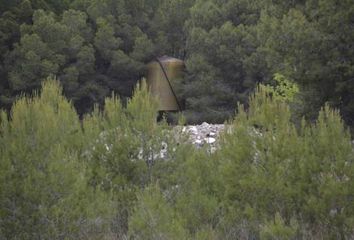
xmin=178 ymin=122 xmax=226 ymax=152
xmin=205 ymin=137 xmax=216 ymax=144
xmin=160 ymin=141 xmax=168 ymax=158
xmin=86 ymin=123 xmax=227 ymax=163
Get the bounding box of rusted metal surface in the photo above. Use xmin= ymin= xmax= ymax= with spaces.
xmin=147 ymin=56 xmax=184 ymax=111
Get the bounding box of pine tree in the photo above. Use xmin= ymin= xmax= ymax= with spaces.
xmin=0 ymin=79 xmax=112 ymax=239
xmin=128 ymin=184 xmax=188 ymax=240
xmin=217 ymin=84 xmax=354 ymax=239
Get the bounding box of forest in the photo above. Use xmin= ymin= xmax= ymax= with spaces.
xmin=0 ymin=0 xmax=354 ymax=127
xmin=0 ymin=0 xmax=354 ymax=239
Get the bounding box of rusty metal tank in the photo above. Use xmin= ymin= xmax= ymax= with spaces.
xmin=147 ymin=56 xmax=184 ymax=111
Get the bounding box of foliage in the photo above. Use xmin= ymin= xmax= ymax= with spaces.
xmin=81 ymin=79 xmax=180 ymax=237
xmin=126 ymin=84 xmax=354 ymax=239
xmin=0 ymin=78 xmax=184 ymax=238
xmin=264 ymin=73 xmax=299 ymax=103
xmin=182 ymin=0 xmax=266 ymax=123
xmin=1 ymin=0 xmax=354 ymax=130
xmin=260 ymin=213 xmax=298 ymax=240
xmin=0 ymin=79 xmax=112 ymax=239
xmin=217 ymin=85 xmax=354 ymax=239
xmin=128 ymin=184 xmax=188 ymax=240
xmin=1 ymin=78 xmax=354 ymax=239
xmin=1 ymin=0 xmax=354 ymax=238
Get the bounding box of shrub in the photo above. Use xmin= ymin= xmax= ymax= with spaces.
xmin=0 ymin=79 xmax=112 ymax=239
xmin=218 ymin=84 xmax=354 ymax=239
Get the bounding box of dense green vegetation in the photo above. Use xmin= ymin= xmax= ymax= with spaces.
xmin=1 ymin=0 xmax=354 ymax=239
xmin=0 ymin=0 xmax=353 ymax=128
xmin=0 ymin=79 xmax=353 ymax=239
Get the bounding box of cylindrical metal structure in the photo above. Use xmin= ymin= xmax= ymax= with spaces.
xmin=147 ymin=56 xmax=184 ymax=111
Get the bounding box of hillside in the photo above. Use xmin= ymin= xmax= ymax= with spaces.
xmin=1 ymin=0 xmax=354 ymax=239
xmin=1 ymin=80 xmax=353 ymax=239
xmin=0 ymin=0 xmax=353 ymax=131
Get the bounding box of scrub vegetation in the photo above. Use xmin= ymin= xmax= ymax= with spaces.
xmin=0 ymin=79 xmax=353 ymax=239
xmin=1 ymin=0 xmax=354 ymax=239
xmin=0 ymin=0 xmax=354 ymax=129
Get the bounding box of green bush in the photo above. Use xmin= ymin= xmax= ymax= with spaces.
xmin=0 ymin=78 xmax=353 ymax=240
xmin=217 ymin=85 xmax=354 ymax=239
xmin=0 ymin=79 xmax=112 ymax=239
xmin=128 ymin=184 xmax=188 ymax=240
xmin=81 ymin=79 xmax=182 ymax=237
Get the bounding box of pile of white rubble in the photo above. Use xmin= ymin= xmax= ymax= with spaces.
xmin=176 ymin=122 xmax=226 ymax=152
